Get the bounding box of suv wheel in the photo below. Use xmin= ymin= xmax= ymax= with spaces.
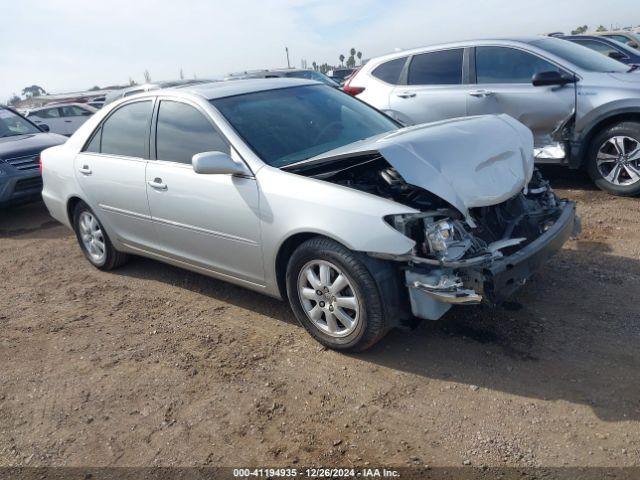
xmin=587 ymin=122 xmax=640 ymax=196
xmin=72 ymin=201 xmax=129 ymax=270
xmin=285 ymin=237 xmax=389 ymax=352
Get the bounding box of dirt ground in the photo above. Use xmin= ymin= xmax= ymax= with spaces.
xmin=0 ymin=167 xmax=639 ymax=469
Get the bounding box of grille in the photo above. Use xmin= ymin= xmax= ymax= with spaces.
xmin=4 ymin=154 xmax=39 ymax=170
xmin=14 ymin=177 xmax=43 ymax=192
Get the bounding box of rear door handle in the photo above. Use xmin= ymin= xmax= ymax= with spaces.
xmin=79 ymin=165 xmax=92 ymax=175
xmin=64 ymin=120 xmax=72 ymax=123
xmin=396 ymin=92 xmax=416 ymax=99
xmin=469 ymin=89 xmax=494 ymax=97
xmin=147 ymin=178 xmax=167 ymax=190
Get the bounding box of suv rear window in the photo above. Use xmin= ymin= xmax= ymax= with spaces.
xmin=407 ymin=49 xmax=463 ymax=85
xmin=371 ymin=57 xmax=406 ymax=84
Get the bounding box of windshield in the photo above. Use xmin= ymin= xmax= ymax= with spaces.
xmin=530 ymin=38 xmax=629 ymax=73
xmin=212 ymin=85 xmax=398 ymax=167
xmin=0 ymin=108 xmax=41 ymax=137
xmin=283 ymin=70 xmax=339 ymax=87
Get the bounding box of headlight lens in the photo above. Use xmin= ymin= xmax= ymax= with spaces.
xmin=426 ymin=220 xmax=456 ymax=258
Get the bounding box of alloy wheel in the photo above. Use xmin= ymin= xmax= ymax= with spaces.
xmin=596 ymin=136 xmax=640 ymax=186
xmin=78 ymin=211 xmax=106 ymax=264
xmin=297 ymin=260 xmax=360 ymax=338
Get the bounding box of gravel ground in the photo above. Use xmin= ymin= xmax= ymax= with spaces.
xmin=0 ymin=167 xmax=639 ymax=468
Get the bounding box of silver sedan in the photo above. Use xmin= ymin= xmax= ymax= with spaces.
xmin=41 ymin=79 xmax=578 ymax=351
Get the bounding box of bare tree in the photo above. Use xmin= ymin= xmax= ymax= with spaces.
xmin=143 ymin=70 xmax=152 ymax=83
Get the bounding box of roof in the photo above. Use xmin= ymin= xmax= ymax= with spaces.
xmin=179 ymin=78 xmax=320 ymax=100
xmin=366 ymin=36 xmax=548 ymax=63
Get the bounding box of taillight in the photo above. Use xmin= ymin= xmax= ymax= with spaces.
xmin=343 ymin=70 xmax=365 ymax=96
xmin=38 ymin=155 xmax=42 ymax=174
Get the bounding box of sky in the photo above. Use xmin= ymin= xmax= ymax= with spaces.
xmin=1 ymin=0 xmax=638 ymax=101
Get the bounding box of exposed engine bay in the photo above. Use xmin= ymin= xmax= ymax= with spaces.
xmin=290 ymin=153 xmax=563 ymax=266
xmin=290 ymin=153 xmax=578 ymax=320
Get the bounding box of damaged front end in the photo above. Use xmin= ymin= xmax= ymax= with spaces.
xmin=288 ymin=115 xmax=580 ymax=321
xmin=381 ymin=170 xmax=579 ymax=319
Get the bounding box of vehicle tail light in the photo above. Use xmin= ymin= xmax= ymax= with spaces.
xmin=343 ymin=70 xmax=365 ymax=96
xmin=38 ymin=155 xmax=42 ymax=174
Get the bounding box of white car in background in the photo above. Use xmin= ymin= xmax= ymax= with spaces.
xmin=27 ymin=103 xmax=97 ymax=136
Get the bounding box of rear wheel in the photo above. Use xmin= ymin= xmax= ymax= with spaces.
xmin=285 ymin=237 xmax=390 ymax=352
xmin=72 ymin=201 xmax=129 ymax=270
xmin=587 ymin=122 xmax=640 ymax=196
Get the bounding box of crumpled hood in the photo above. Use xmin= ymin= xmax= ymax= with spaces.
xmin=310 ymin=114 xmax=534 ymax=220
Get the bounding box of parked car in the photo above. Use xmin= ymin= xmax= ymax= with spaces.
xmin=26 ymin=103 xmax=97 ymax=136
xmin=560 ymin=35 xmax=640 ymax=66
xmin=41 ymin=79 xmax=578 ymax=351
xmin=226 ymin=69 xmax=339 ymax=87
xmin=0 ymin=106 xmax=66 ymax=207
xmin=592 ymin=31 xmax=640 ymax=49
xmin=103 ymin=80 xmax=211 ymax=106
xmin=345 ymin=37 xmax=640 ymax=195
xmin=327 ymin=67 xmax=357 ymax=85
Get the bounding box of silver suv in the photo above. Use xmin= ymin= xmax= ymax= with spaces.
xmin=346 ymin=37 xmax=640 ymax=195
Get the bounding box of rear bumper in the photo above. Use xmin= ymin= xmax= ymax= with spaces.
xmin=465 ymin=200 xmax=579 ymax=304
xmin=0 ymin=171 xmax=43 ymax=207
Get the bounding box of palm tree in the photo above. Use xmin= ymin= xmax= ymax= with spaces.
xmin=350 ymin=47 xmax=356 ymax=57
xmin=357 ymin=51 xmax=363 ymax=64
xmin=312 ymin=61 xmax=318 ymax=71
xmin=339 ymin=54 xmax=345 ymax=66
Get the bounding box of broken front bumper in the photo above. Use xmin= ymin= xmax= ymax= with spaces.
xmin=406 ymin=200 xmax=579 ymax=320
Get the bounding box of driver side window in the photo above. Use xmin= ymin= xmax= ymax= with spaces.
xmin=475 ymin=46 xmax=561 ymax=84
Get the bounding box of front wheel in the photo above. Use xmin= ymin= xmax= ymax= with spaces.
xmin=285 ymin=237 xmax=390 ymax=352
xmin=587 ymin=122 xmax=640 ymax=196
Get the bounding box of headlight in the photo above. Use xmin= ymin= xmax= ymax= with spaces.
xmin=426 ymin=220 xmax=455 ymax=257
xmin=425 ymin=219 xmax=472 ymax=261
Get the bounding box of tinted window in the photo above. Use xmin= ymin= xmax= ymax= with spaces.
xmin=212 ymin=85 xmax=398 ymax=167
xmin=372 ymin=57 xmax=406 ymax=84
xmin=99 ymin=101 xmax=152 ymax=157
xmin=605 ymin=34 xmax=633 ymax=45
xmin=529 ymin=38 xmax=628 ymax=72
xmin=156 ymin=101 xmax=228 ymax=164
xmin=84 ymin=127 xmax=101 ymax=153
xmin=476 ymin=46 xmax=561 ymax=83
xmin=407 ymin=49 xmax=463 ymax=85
xmin=572 ymin=39 xmax=626 ymax=59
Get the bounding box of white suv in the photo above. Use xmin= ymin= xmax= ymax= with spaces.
xmin=344 ymin=37 xmax=640 ymax=195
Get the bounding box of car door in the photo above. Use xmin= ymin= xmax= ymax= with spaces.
xmin=29 ymin=107 xmax=65 ymax=134
xmin=60 ymin=105 xmax=93 ymax=134
xmin=74 ymin=99 xmax=156 ymax=249
xmin=388 ymin=48 xmax=467 ymax=125
xmin=467 ymin=46 xmax=576 ymax=154
xmin=145 ymin=99 xmax=264 ymax=285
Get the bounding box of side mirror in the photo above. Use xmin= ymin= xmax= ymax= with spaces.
xmin=608 ymin=51 xmax=626 ymax=60
xmin=628 ymin=42 xmax=639 ymax=49
xmin=38 ymin=123 xmax=50 ymax=132
xmin=192 ymin=151 xmax=249 ymax=176
xmin=532 ymin=71 xmax=577 ymax=87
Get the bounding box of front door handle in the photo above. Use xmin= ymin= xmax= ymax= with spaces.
xmin=147 ymin=178 xmax=167 ymax=190
xmin=64 ymin=120 xmax=72 ymax=123
xmin=396 ymin=92 xmax=417 ymax=99
xmin=469 ymin=89 xmax=494 ymax=98
xmin=79 ymin=165 xmax=92 ymax=175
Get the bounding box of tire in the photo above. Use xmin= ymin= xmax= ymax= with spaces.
xmin=285 ymin=237 xmax=391 ymax=352
xmin=586 ymin=121 xmax=640 ymax=196
xmin=72 ymin=201 xmax=129 ymax=270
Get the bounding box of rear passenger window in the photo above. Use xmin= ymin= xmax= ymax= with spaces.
xmin=371 ymin=57 xmax=407 ymax=84
xmin=155 ymin=100 xmax=228 ymax=164
xmin=407 ymin=49 xmax=463 ymax=85
xmin=96 ymin=101 xmax=152 ymax=157
xmin=475 ymin=47 xmax=561 ymax=84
